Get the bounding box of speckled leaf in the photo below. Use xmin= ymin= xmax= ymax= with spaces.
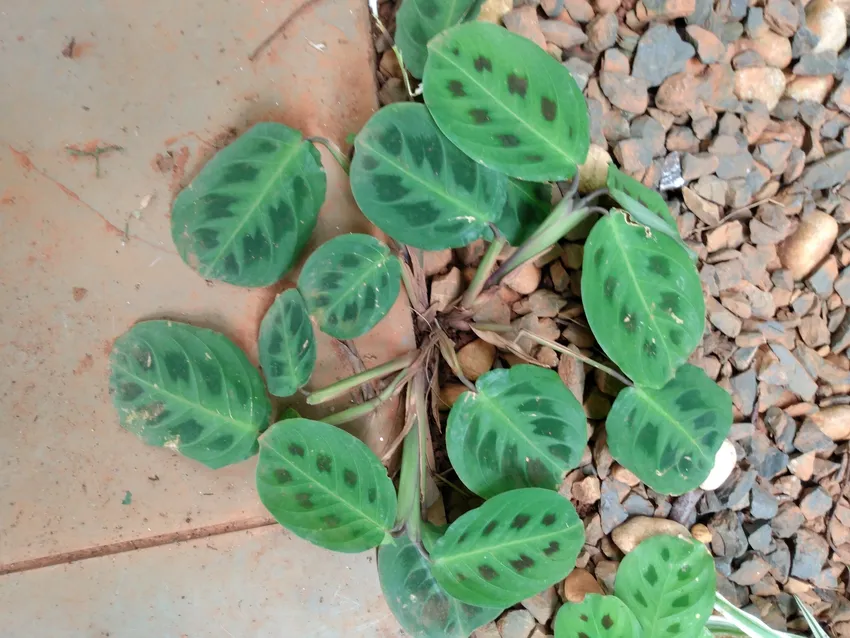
xmin=495 ymin=179 xmax=552 ymax=246
xmin=256 ymin=418 xmax=397 ymax=552
xmin=431 ymin=488 xmax=584 ymax=607
xmin=379 ymin=527 xmax=502 ymax=637
xmin=258 ymin=288 xmax=316 ymax=397
xmin=615 ymin=535 xmax=715 ymax=638
xmin=554 ymin=594 xmax=642 ymax=638
xmin=607 ymin=364 xmax=732 ymax=495
xmin=581 ymin=210 xmax=704 ymax=388
xmin=350 ymin=103 xmax=506 ymax=250
xmin=395 ymin=0 xmax=481 ymax=79
xmin=171 ymin=123 xmax=325 ymax=287
xmin=297 ymin=234 xmax=401 ymax=339
xmin=108 ymin=320 xmax=271 ymax=469
xmin=423 ymin=21 xmax=589 ymax=181
xmin=446 ymin=365 xmax=587 ymax=499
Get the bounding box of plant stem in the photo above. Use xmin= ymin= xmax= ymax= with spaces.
xmin=321 ymin=368 xmax=411 ymax=425
xmin=307 ymin=351 xmax=419 ymax=405
xmin=575 ymin=188 xmax=608 ymax=210
xmin=394 ymin=372 xmax=428 ymax=541
xmin=305 ymin=136 xmax=350 ymax=174
xmin=517 ymin=329 xmax=633 ymax=386
xmin=461 ymin=236 xmax=506 ymax=308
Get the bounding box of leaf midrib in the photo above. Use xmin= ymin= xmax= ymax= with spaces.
xmin=434 ymin=521 xmax=580 ymax=566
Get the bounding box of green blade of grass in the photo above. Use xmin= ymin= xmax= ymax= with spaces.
xmin=713 ymin=593 xmax=804 ymax=638
xmin=793 ymin=595 xmax=830 ymax=638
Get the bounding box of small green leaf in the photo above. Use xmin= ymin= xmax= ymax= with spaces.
xmin=423 ymin=21 xmax=589 ymax=181
xmin=297 ymin=233 xmax=401 ymax=339
xmin=496 ymin=179 xmax=552 ymax=246
xmin=379 ymin=532 xmax=502 ymax=637
xmin=258 ymin=289 xmax=316 ymax=397
xmin=171 ymin=123 xmax=325 ymax=287
xmin=582 ymin=210 xmax=705 ymax=388
xmin=395 ymin=0 xmax=481 ymax=79
xmin=256 ymin=418 xmax=397 ymax=552
xmin=794 ymin=595 xmax=830 ymax=638
xmin=431 ymin=488 xmax=585 ymax=608
xmin=350 ymin=103 xmax=506 ymax=250
xmin=606 ymin=364 xmax=732 ymax=495
xmin=554 ymin=594 xmax=642 ymax=638
xmin=446 ymin=365 xmax=587 ymax=499
xmin=712 ymin=594 xmax=800 ymax=638
xmin=109 ymin=320 xmax=271 ymax=469
xmin=615 ymin=535 xmax=715 ymax=638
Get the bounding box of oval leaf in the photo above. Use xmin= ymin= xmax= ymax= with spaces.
xmin=431 ymin=488 xmax=585 ymax=607
xmin=379 ymin=531 xmax=501 ymax=637
xmin=256 ymin=418 xmax=397 ymax=552
xmin=350 ymin=103 xmax=506 ymax=250
xmin=614 ymin=535 xmax=715 ymax=638
xmin=554 ymin=594 xmax=643 ymax=638
xmin=446 ymin=365 xmax=587 ymax=499
xmin=297 ymin=233 xmax=401 ymax=339
xmin=258 ymin=288 xmax=316 ymax=397
xmin=423 ymin=21 xmax=589 ymax=181
xmin=496 ymin=179 xmax=552 ymax=246
xmin=582 ymin=210 xmax=705 ymax=388
xmin=108 ymin=320 xmax=271 ymax=469
xmin=395 ymin=0 xmax=481 ymax=79
xmin=606 ymin=364 xmax=733 ymax=495
xmin=171 ymin=123 xmax=325 ymax=287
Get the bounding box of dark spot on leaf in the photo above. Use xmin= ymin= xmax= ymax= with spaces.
xmin=497 ymin=134 xmax=520 ymax=148
xmin=341 ymin=300 xmax=358 ymax=323
xmin=542 ymin=513 xmax=556 ymax=526
xmin=164 ymin=352 xmax=190 ymax=383
xmin=701 ymin=431 xmax=718 ymax=448
xmin=274 ymin=468 xmax=292 ymax=484
xmin=602 ymin=615 xmax=614 ymax=629
xmin=507 ymin=73 xmax=528 ymax=98
xmin=456 ymin=572 xmax=466 ymax=581
xmin=661 ymin=547 xmax=671 ymax=561
xmin=541 ymin=97 xmax=557 ymax=121
xmin=343 ymin=469 xmax=357 ymax=487
xmin=644 ymin=565 xmax=659 ymax=586
xmin=473 ymin=56 xmax=492 ymax=72
xmin=378 ymin=126 xmax=403 ymax=156
xmin=678 ymin=564 xmax=692 ymax=581
xmin=208 ymin=434 xmax=234 ymax=451
xmin=511 ymin=514 xmax=530 ymax=529
xmin=169 ymin=418 xmax=202 ymax=444
xmin=340 ymin=253 xmax=360 ymax=269
xmin=483 ymin=521 xmax=498 ymax=536
xmin=525 ymin=154 xmax=544 ymax=162
xmin=622 ymin=308 xmax=637 ymax=334
xmin=469 ymin=108 xmax=490 ymax=124
xmin=694 ymin=412 xmax=715 ymax=430
xmin=580 ymin=615 xmax=588 ymax=622
xmin=634 ymin=591 xmax=648 ymax=606
xmin=604 ymin=276 xmax=617 ymax=298
xmin=648 ymin=255 xmax=671 ymax=276
xmin=669 ymin=328 xmax=684 ymax=346
xmin=359 ymin=154 xmax=379 ymax=171
xmin=119 ymin=382 xmax=143 ymax=401
xmin=420 ymin=0 xmax=438 ymax=17
xmin=671 ymin=595 xmax=689 ymax=609
xmin=295 ymin=492 xmax=314 ymax=509
xmin=548 ymin=443 xmax=574 ymax=463
xmin=594 ymin=246 xmax=605 ymax=268
xmin=368 ymin=488 xmax=377 ymax=503
xmin=322 ymin=515 xmax=341 ymax=528
xmin=288 ymin=443 xmax=305 ymax=457
xmin=668 ymin=623 xmax=682 ymax=634
xmin=478 ymin=565 xmax=497 ymax=581
xmin=373 ymin=174 xmax=410 ymax=201
xmin=321 ymin=272 xmax=343 ymax=289
xmin=316 ymin=453 xmax=332 ymax=474
xmin=660 ymin=291 xmax=680 ymax=313
xmin=643 ymin=340 xmax=658 ymax=358
xmin=676 ymin=389 xmax=703 ymax=411
xmin=510 ymin=554 xmax=534 ymax=572
xmin=579 ymin=634 xmax=590 ymax=638
xmin=452 ymin=47 xmax=460 ymax=56
xmin=543 ymin=541 xmax=560 ymax=556
xmin=458 ymin=532 xmax=469 ymax=543
xmin=447 ymin=80 xmax=466 ymax=97
xmin=223 ymin=162 xmax=260 ymax=184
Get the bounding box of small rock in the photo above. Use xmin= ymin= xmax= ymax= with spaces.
xmin=791 ymin=529 xmax=829 ymax=580
xmin=599 ymin=71 xmax=649 ymax=114
xmin=734 ymin=67 xmax=786 ymax=111
xmin=682 ymin=152 xmax=719 ymax=181
xmin=807 ymin=256 xmax=838 ymax=297
xmin=778 ymin=211 xmax=839 ymax=280
xmin=641 ymin=0 xmax=695 ymax=19
xmin=794 ymin=51 xmax=838 ymax=76
xmin=700 ymin=439 xmax=738 ymax=490
xmin=431 ymin=267 xmax=463 ymax=312
xmin=594 ymin=560 xmax=619 ymax=594
xmin=378 ymin=78 xmax=407 ymax=105
xmin=798 ymin=150 xmax=850 ymax=190
xmin=748 ymin=524 xmax=774 ymax=553
xmin=539 ymin=20 xmax=588 ymax=49
xmin=563 ymin=58 xmax=594 ymax=91
xmin=572 ymin=476 xmax=601 ymax=505
xmin=561 ymin=0 xmax=595 ymax=22
xmin=472 ymin=622 xmax=500 ymax=638
xmin=521 ymin=586 xmax=559 ymax=625
xmin=614 ymin=138 xmax=654 ymax=173
xmin=422 ymin=249 xmax=453 ymax=276
xmin=578 ymin=144 xmax=612 ymax=194
xmin=811 ymin=405 xmax=850 ymax=440
xmin=558 ymin=345 xmax=585 ymax=403
xmin=707 ymin=297 xmax=743 ymax=338
xmin=498 ymin=609 xmax=537 ymax=638
xmin=600 ymin=479 xmax=628 ymax=534
xmin=457 ymin=339 xmax=496 ymax=381
xmin=835 ymin=267 xmax=850 ymax=305
xmin=504 ymin=262 xmax=541 ymax=295
xmin=807 ymin=0 xmax=847 ymax=54
xmin=800 ymin=487 xmax=832 ymax=520
xmin=766 ymin=540 xmax=792 ymax=582
xmin=709 ymin=510 xmax=748 ymax=558
xmin=764 ymin=0 xmax=798 ymax=37
xmin=476 ymin=0 xmax=513 ymax=23
xmin=439 ymin=383 xmax=468 ymax=409
xmin=706 ymin=221 xmax=744 ymax=252
xmin=502 ymin=6 xmax=547 ymax=49
xmin=683 ymin=186 xmax=721 ymax=224
xmin=733 ymin=49 xmax=766 ymax=69
xmin=611 ymin=516 xmax=690 ymax=554
xmin=659 ymin=152 xmax=684 ymax=190
xmin=771 ymin=503 xmax=805 ymax=538
xmin=691 ymin=523 xmax=712 ymax=544
xmin=561 ymin=569 xmax=603 ymax=603
xmin=632 ymin=24 xmax=696 ymax=88
xmin=685 ymin=25 xmax=725 ymax=63
xmin=751 ymin=482 xmax=779 ymax=519
xmin=585 ymin=13 xmax=618 ymax=53
xmin=730 ymin=553 xmax=772 ymax=585
xmin=785 ymin=76 xmax=835 ymax=104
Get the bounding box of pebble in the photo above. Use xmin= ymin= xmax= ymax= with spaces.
xmin=599 ymin=71 xmax=649 ymax=114
xmin=561 ymin=569 xmax=603 ymax=603
xmin=791 ymin=529 xmax=829 ymax=580
xmin=748 ymin=524 xmax=774 ymax=553
xmin=709 ymin=510 xmax=748 ymax=558
xmin=691 ymin=523 xmax=712 ymax=544
xmin=504 ymin=262 xmax=542 ymax=295
xmin=641 ymin=0 xmax=695 ymax=19
xmin=806 ymin=0 xmax=847 ymax=54
xmin=521 ymin=586 xmax=559 ymax=625
xmin=439 ymin=383 xmax=468 ymax=409
xmin=614 ymin=138 xmax=654 ymax=173
xmin=778 ymin=211 xmax=839 ymax=280
xmin=685 ymin=25 xmax=725 ymax=63
xmin=734 ymin=67 xmax=786 ymax=111
xmin=730 ymin=554 xmax=771 ymax=585
xmin=785 ymin=76 xmax=835 ymax=104
xmin=585 ymin=13 xmax=618 ymax=53
xmin=502 ymin=6 xmax=547 ymax=49
xmin=422 ymin=249 xmax=452 ymax=277
xmin=797 ymin=150 xmax=850 ymax=190
xmin=683 ymin=186 xmax=721 ymax=224
xmin=539 ymin=20 xmax=588 ymax=49
xmin=800 ymin=487 xmax=833 ymax=520
xmin=771 ymin=503 xmax=805 ymax=538
xmin=476 ymin=0 xmax=513 ymax=23
xmin=497 ymin=609 xmax=537 ymax=638
xmin=794 ymin=51 xmax=838 ymax=76
xmin=599 ymin=479 xmax=628 ymax=534
xmin=572 ymin=476 xmax=601 ymax=505
xmin=430 ymin=267 xmax=463 ymax=312
xmin=631 ymin=24 xmax=696 ymax=87
xmin=700 ymin=439 xmax=738 ymax=490
xmin=764 ymin=0 xmax=799 ymax=37
xmin=766 ymin=540 xmax=792 ymax=582
xmin=682 ymin=152 xmax=719 ymax=181
xmin=611 ymin=516 xmax=690 ymax=554
xmin=563 ymin=57 xmax=594 ymax=91
xmin=751 ymin=482 xmax=779 ymax=519
xmin=811 ymin=405 xmax=850 ymax=440
xmin=594 ymin=560 xmax=619 ymax=594
xmin=457 ymin=339 xmax=496 ymax=381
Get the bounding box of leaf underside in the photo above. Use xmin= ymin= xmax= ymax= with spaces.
xmin=431 ymin=488 xmax=585 ymax=608
xmin=614 ymin=535 xmax=715 ymax=638
xmin=108 ymin=320 xmax=271 ymax=469
xmin=256 ymin=418 xmax=397 ymax=552
xmin=297 ymin=233 xmax=401 ymax=339
xmin=171 ymin=123 xmax=325 ymax=287
xmin=446 ymin=365 xmax=587 ymax=499
xmin=423 ymin=21 xmax=589 ymax=181
xmin=395 ymin=0 xmax=481 ymax=79
xmin=378 ymin=532 xmax=501 ymax=638
xmin=606 ymin=364 xmax=732 ymax=495
xmin=554 ymin=594 xmax=643 ymax=638
xmin=581 ymin=210 xmax=705 ymax=388
xmin=258 ymin=288 xmax=316 ymax=397
xmin=350 ymin=102 xmax=505 ymax=250
xmin=496 ymin=179 xmax=553 ymax=246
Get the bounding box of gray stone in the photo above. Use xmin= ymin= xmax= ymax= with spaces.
xmin=793 ymin=51 xmax=838 ymax=76
xmin=750 ymin=483 xmax=779 ymax=519
xmin=753 ymin=141 xmax=792 ymax=174
xmin=732 ymin=49 xmax=765 ymax=69
xmin=715 ymin=468 xmax=757 ymax=510
xmin=602 ymin=110 xmax=631 ymax=143
xmin=632 ymin=24 xmax=696 ymax=88
xmin=623 ymin=493 xmax=656 ymax=516
xmin=799 ymin=101 xmax=826 ymax=129
xmin=498 ymin=609 xmax=537 ymax=638
xmin=771 ymin=503 xmax=804 ymax=538
xmin=766 ymin=540 xmax=791 ymax=582
xmin=659 ymin=152 xmax=685 ymax=191
xmin=832 ymin=313 xmax=850 ymax=354
xmin=791 ymin=529 xmax=829 ymax=581
xmin=520 ymin=586 xmax=559 ymax=625
xmin=764 ymin=0 xmax=798 ymax=37
xmin=745 ymin=7 xmax=764 ymax=38
xmin=748 ymin=523 xmax=774 ymax=553
xmin=631 ymin=116 xmax=667 ymax=156
xmin=682 ymin=152 xmax=719 ymax=181
xmin=794 ymin=419 xmax=837 ymax=456
xmin=670 ymin=490 xmax=703 ymax=528
xmin=835 ymin=266 xmax=850 ymax=305
xmin=587 ymin=99 xmax=605 ymax=146
xmin=709 ymin=510 xmax=748 ymax=558
xmin=730 ymin=369 xmax=757 ymax=416
xmin=539 ymin=20 xmax=588 ymax=49
xmin=688 ymin=0 xmax=713 ymax=26
xmin=730 ymin=553 xmax=771 ymax=585
xmin=745 ymin=430 xmax=789 ymax=479
xmin=563 ymin=58 xmax=594 ymax=91
xmin=764 ymin=407 xmax=796 ymax=452
xmin=791 ymin=26 xmax=819 ymax=58
xmin=585 ymin=13 xmax=618 ymax=54
xmin=600 ymin=71 xmax=649 ymax=114
xmin=600 ymin=479 xmax=628 ymax=534
xmin=715 ymin=153 xmax=754 ymax=180
xmin=798 ymin=151 xmax=850 ymax=190
xmin=800 ymin=487 xmax=833 ymax=520
xmin=768 ymin=344 xmax=818 ymax=401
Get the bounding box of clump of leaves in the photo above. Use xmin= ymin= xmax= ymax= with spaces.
xmin=107 ymin=14 xmax=739 ymax=638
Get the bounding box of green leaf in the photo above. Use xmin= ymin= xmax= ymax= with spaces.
xmin=258 ymin=288 xmax=316 ymax=397
xmin=794 ymin=595 xmax=830 ymax=638
xmin=446 ymin=365 xmax=587 ymax=499
xmin=297 ymin=233 xmax=401 ymax=339
xmin=171 ymin=123 xmax=325 ymax=287
xmin=554 ymin=594 xmax=643 ymax=638
xmin=581 ymin=210 xmax=705 ymax=388
xmin=615 ymin=535 xmax=715 ymax=638
xmin=256 ymin=417 xmax=397 ymax=552
xmin=496 ymin=179 xmax=553 ymax=246
xmin=431 ymin=488 xmax=585 ymax=607
xmin=423 ymin=21 xmax=589 ymax=181
xmin=606 ymin=364 xmax=732 ymax=495
xmin=395 ymin=0 xmax=481 ymax=79
xmin=350 ymin=102 xmax=506 ymax=250
xmin=108 ymin=320 xmax=271 ymax=469
xmin=379 ymin=532 xmax=502 ymax=638
xmin=712 ymin=594 xmax=802 ymax=638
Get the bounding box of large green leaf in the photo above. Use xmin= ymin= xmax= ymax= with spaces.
xmin=582 ymin=210 xmax=705 ymax=388
xmin=256 ymin=418 xmax=397 ymax=552
xmin=423 ymin=21 xmax=589 ymax=181
xmin=395 ymin=0 xmax=481 ymax=79
xmin=496 ymin=179 xmax=552 ymax=246
xmin=431 ymin=488 xmax=585 ymax=607
xmin=554 ymin=594 xmax=643 ymax=638
xmin=297 ymin=233 xmax=401 ymax=339
xmin=379 ymin=527 xmax=501 ymax=637
xmin=108 ymin=320 xmax=271 ymax=469
xmin=258 ymin=288 xmax=316 ymax=397
xmin=350 ymin=103 xmax=506 ymax=250
xmin=171 ymin=123 xmax=325 ymax=287
xmin=614 ymin=535 xmax=715 ymax=638
xmin=446 ymin=365 xmax=587 ymax=499
xmin=606 ymin=364 xmax=732 ymax=495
